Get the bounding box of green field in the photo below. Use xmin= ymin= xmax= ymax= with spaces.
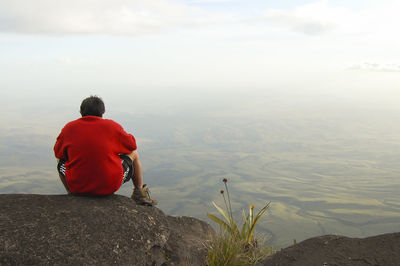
xmin=1 ymin=98 xmax=399 ymax=249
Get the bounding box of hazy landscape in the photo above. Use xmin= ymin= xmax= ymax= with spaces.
xmin=1 ymin=91 xmax=399 ymax=248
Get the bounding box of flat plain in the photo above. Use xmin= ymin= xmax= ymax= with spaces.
xmin=1 ymin=96 xmax=399 ymax=248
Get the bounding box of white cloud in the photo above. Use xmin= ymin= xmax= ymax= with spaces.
xmin=262 ymin=0 xmax=400 ymax=41
xmin=1 ymin=0 xmax=399 ymax=41
xmin=265 ymin=12 xmax=334 ymax=36
xmin=0 ymin=0 xmax=200 ymax=35
xmin=349 ymin=62 xmax=400 ymax=73
xmin=187 ymin=0 xmax=232 ymax=3
xmin=263 ymin=1 xmax=347 ymax=36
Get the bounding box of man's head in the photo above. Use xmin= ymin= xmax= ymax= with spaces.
xmin=80 ymin=96 xmax=105 ymax=117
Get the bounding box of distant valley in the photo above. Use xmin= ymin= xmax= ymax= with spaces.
xmin=1 ymin=96 xmax=399 ymax=248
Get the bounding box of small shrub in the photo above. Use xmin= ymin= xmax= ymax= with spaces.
xmin=206 ymin=232 xmax=250 ymax=266
xmin=206 ymin=178 xmax=271 ymax=265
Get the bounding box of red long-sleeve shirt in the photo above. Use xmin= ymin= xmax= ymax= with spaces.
xmin=54 ymin=116 xmax=137 ymax=195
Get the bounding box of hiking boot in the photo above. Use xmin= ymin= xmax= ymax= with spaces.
xmin=131 ymin=184 xmax=158 ymax=206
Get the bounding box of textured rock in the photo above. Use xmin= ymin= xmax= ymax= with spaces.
xmin=0 ymin=194 xmax=214 ymax=265
xmin=258 ymin=232 xmax=400 ymax=266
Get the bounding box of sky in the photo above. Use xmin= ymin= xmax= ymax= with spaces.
xmin=0 ymin=0 xmax=400 ymax=111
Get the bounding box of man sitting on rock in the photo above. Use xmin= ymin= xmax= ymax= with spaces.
xmin=54 ymin=95 xmax=157 ymax=206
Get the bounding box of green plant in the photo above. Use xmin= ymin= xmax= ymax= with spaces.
xmin=206 ymin=232 xmax=251 ymax=266
xmin=207 ymin=178 xmax=270 ymax=244
xmin=206 ymin=178 xmax=271 ymax=265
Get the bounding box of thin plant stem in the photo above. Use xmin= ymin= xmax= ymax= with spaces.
xmin=224 ymin=181 xmax=233 ymax=221
xmin=222 ymin=193 xmax=229 ymax=218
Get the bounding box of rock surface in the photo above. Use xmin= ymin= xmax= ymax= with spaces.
xmin=258 ymin=232 xmax=400 ymax=266
xmin=0 ymin=194 xmax=214 ymax=265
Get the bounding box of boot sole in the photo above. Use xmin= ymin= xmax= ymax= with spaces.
xmin=133 ymin=198 xmax=156 ymax=206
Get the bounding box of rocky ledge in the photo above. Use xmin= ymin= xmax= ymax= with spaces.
xmin=258 ymin=232 xmax=400 ymax=266
xmin=0 ymin=194 xmax=214 ymax=265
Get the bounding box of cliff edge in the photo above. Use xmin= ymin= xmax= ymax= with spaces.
xmin=0 ymin=194 xmax=214 ymax=265
xmin=258 ymin=232 xmax=400 ymax=266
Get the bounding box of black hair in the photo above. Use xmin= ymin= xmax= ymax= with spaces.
xmin=80 ymin=96 xmax=105 ymax=117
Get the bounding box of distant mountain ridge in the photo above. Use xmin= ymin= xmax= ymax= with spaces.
xmin=0 ymin=194 xmax=214 ymax=265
